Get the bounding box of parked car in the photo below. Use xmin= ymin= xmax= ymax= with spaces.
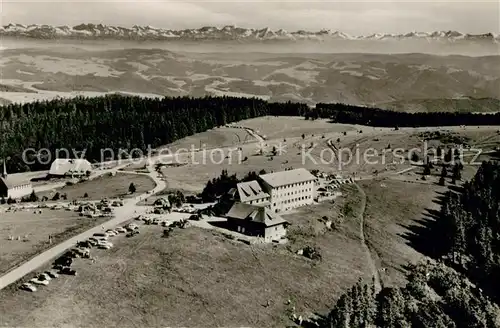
xmin=126 ymin=223 xmax=138 ymax=231
xmin=105 ymin=230 xmax=117 ymax=236
xmin=126 ymin=230 xmax=140 ymax=237
xmin=116 ymin=227 xmax=127 ymax=233
xmin=52 ymin=264 xmax=63 ymax=271
xmin=93 ymin=232 xmax=109 ymax=238
xmin=45 ymin=271 xmax=59 ymax=279
xmin=87 ymin=238 xmax=98 ymax=246
xmin=38 ymin=273 xmax=52 ymax=281
xmin=77 ymin=240 xmax=93 ymax=248
xmin=188 ymin=214 xmax=200 ymax=221
xmin=98 ymin=244 xmax=112 ymax=250
xmin=59 ymin=267 xmax=77 ymax=276
xmin=30 ymin=278 xmax=49 ymax=286
xmin=19 ymin=283 xmax=37 ymax=292
xmin=54 ymin=256 xmax=72 ymax=267
xmin=97 ymin=240 xmax=113 ymax=247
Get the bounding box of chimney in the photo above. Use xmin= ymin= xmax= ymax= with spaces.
xmin=1 ymin=159 xmax=6 ymax=179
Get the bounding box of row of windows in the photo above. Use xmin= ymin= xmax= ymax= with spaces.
xmin=275 ymin=188 xmax=312 ymax=198
xmin=275 ymin=181 xmax=312 ymax=190
xmin=248 ymin=197 xmax=269 ymax=205
xmin=273 ymin=195 xmax=312 ymax=207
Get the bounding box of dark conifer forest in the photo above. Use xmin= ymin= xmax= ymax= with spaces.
xmin=314 ymin=103 xmax=500 ymax=127
xmin=1 ymin=95 xmax=499 ymax=173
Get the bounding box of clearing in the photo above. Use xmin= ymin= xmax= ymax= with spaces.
xmin=36 ymin=172 xmax=156 ymax=201
xmin=0 ymin=209 xmax=106 ymax=275
xmin=235 ymin=116 xmax=356 ymax=140
xmin=165 ymin=126 xmax=256 ymax=152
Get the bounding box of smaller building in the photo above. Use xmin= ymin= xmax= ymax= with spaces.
xmin=49 ymin=159 xmax=92 ymax=177
xmin=225 ymin=202 xmax=288 ymax=242
xmin=235 ymin=180 xmax=270 ymax=207
xmin=0 ymin=161 xmax=33 ymax=199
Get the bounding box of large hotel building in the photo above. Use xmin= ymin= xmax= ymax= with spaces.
xmin=233 ymin=168 xmax=317 ymax=213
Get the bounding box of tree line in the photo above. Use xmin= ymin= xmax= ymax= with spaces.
xmin=313 ymin=103 xmax=500 ymax=127
xmin=323 ymin=261 xmax=499 ymax=328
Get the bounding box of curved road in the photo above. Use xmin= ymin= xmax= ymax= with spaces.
xmin=0 ymin=163 xmax=166 ymax=290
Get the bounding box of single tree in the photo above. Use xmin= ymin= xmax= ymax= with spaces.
xmin=423 ymin=165 xmax=431 ymax=176
xmin=28 ymin=190 xmax=38 ymax=202
xmin=411 ymin=153 xmax=420 ymax=163
xmin=129 ymin=182 xmax=136 ymax=194
xmin=52 ymin=192 xmax=60 ymax=201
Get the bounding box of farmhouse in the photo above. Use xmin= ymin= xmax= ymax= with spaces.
xmin=258 ymin=168 xmax=316 ymax=213
xmin=234 ymin=180 xmax=270 ymax=207
xmin=48 ymin=159 xmax=92 ymax=177
xmin=226 ymin=202 xmax=288 ymax=242
xmin=0 ymin=161 xmax=33 ymax=199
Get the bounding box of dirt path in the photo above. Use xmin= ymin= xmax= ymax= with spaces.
xmin=244 ymin=127 xmax=265 ymax=143
xmin=354 ymin=182 xmax=382 ymax=293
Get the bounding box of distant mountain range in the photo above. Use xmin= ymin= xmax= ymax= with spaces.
xmin=1 ymin=23 xmax=499 ymax=43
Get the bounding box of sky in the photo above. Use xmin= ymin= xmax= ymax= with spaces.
xmin=1 ymin=0 xmax=499 ymax=35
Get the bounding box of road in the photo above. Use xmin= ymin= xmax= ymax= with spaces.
xmin=0 ymin=163 xmax=165 ymax=290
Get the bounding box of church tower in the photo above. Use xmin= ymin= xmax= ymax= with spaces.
xmin=1 ymin=159 xmax=7 ymax=179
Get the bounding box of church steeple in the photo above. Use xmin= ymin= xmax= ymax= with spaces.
xmin=1 ymin=159 xmax=6 ymax=179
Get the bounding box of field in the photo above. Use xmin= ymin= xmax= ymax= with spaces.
xmin=165 ymin=127 xmax=256 ymax=152
xmin=0 ymin=209 xmax=106 ymax=275
xmin=159 ymin=117 xmax=359 ymax=193
xmin=236 ymin=116 xmax=356 ymax=140
xmin=36 ymin=172 xmax=156 ymax=201
xmin=157 ymin=119 xmax=500 ymax=194
xmin=357 ymin=179 xmax=445 ymax=287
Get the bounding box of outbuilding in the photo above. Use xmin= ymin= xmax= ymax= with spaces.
xmin=225 ymin=202 xmax=289 ymax=242
xmin=48 ymin=159 xmax=92 ymax=177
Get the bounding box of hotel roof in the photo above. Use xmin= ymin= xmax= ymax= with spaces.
xmin=236 ymin=180 xmax=270 ymax=202
xmin=259 ymin=168 xmax=316 ymax=188
xmin=226 ymin=202 xmax=287 ymax=227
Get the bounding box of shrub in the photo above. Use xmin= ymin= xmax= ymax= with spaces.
xmin=52 ymin=192 xmax=60 ymax=201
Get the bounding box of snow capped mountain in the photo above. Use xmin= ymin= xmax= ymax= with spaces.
xmin=1 ymin=23 xmax=498 ymax=44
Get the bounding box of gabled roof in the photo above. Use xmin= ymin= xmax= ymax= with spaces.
xmin=49 ymin=159 xmax=92 ymax=176
xmin=226 ymin=202 xmax=287 ymax=227
xmin=236 ymin=180 xmax=270 ymax=202
xmin=0 ymin=175 xmax=32 ymax=189
xmin=259 ymin=168 xmax=316 ymax=188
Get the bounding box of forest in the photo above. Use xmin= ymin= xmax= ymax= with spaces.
xmin=313 ymin=103 xmax=500 ymax=127
xmin=1 ymin=94 xmax=499 ymax=173
xmin=319 ymin=161 xmax=500 ymax=328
